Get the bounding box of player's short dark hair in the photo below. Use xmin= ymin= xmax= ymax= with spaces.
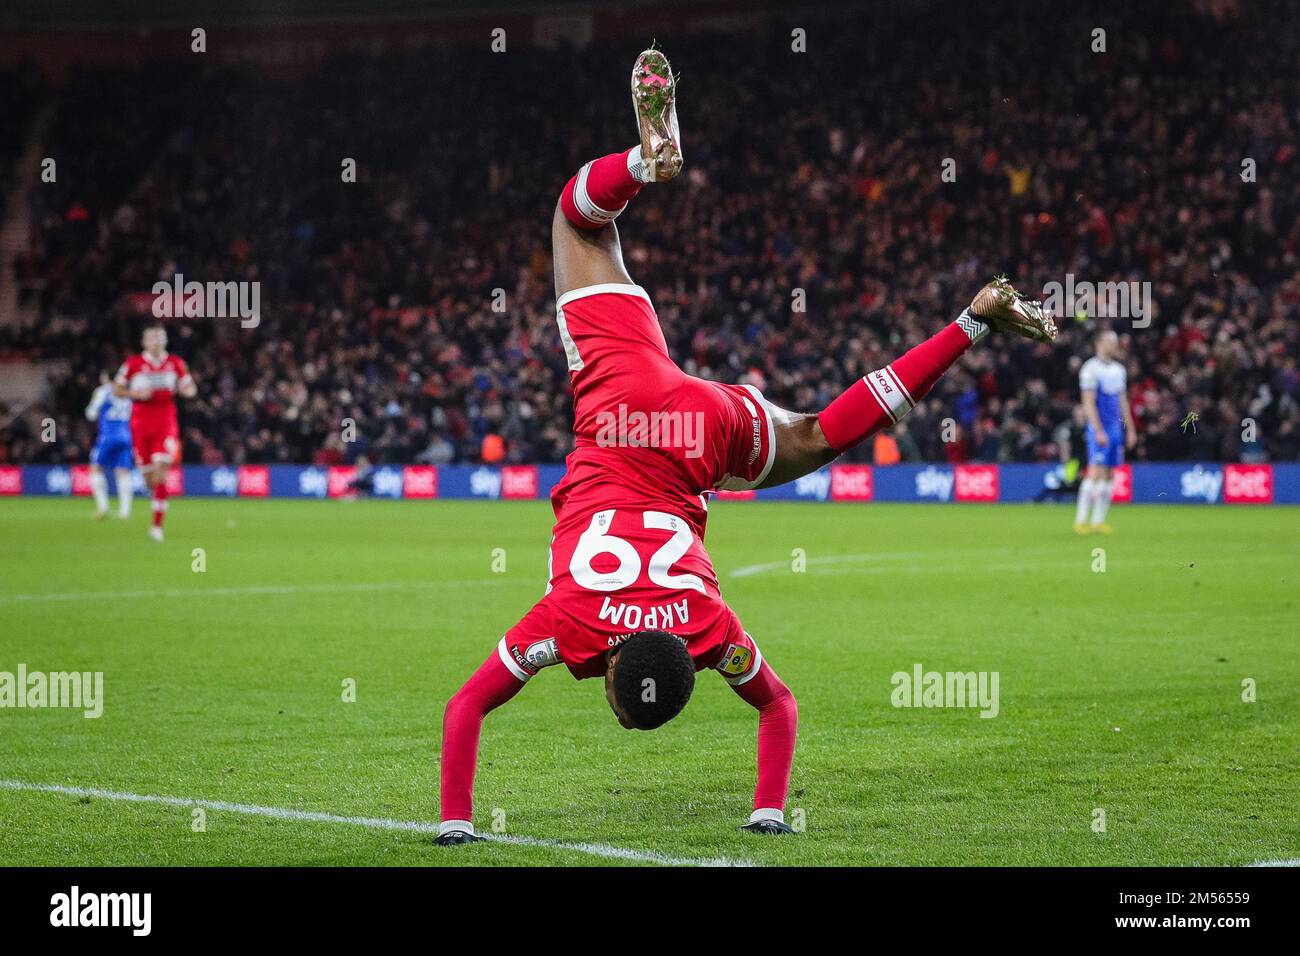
xmin=611 ymin=630 xmax=695 ymax=730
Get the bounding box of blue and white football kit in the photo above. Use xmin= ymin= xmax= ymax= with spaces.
xmin=86 ymin=384 xmax=135 ymax=517
xmin=1079 ymin=356 xmax=1126 ymax=468
xmin=1075 ymin=356 xmax=1128 ymax=531
xmin=88 ymin=385 xmax=135 ymax=470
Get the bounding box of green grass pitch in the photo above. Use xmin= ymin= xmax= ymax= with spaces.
xmin=0 ymin=497 xmax=1296 ymax=867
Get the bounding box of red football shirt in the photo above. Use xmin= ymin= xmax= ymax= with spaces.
xmin=115 ymin=352 xmax=191 ymax=429
xmin=503 ymin=283 xmax=773 ymax=683
xmin=551 ymin=282 xmax=774 ymax=539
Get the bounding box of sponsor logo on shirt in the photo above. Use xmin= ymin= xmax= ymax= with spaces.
xmin=513 ymin=639 xmax=560 ymax=674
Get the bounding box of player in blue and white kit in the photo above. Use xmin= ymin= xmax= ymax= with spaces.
xmin=86 ymin=373 xmax=136 ymax=520
xmin=1074 ymin=330 xmax=1135 ymax=533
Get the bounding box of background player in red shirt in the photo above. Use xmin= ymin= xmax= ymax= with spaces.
xmin=115 ymin=323 xmax=196 ymax=542
xmin=436 ymin=48 xmax=1057 ymax=845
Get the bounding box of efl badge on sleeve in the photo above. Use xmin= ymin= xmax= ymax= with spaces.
xmin=718 ymin=643 xmax=753 ymax=677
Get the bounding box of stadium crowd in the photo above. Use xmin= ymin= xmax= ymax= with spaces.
xmin=2 ymin=1 xmax=1298 ymax=467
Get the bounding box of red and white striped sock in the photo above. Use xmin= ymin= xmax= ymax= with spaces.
xmin=817 ymin=311 xmax=989 ymax=454
xmin=559 ymin=147 xmax=652 ymax=230
xmin=151 ymin=482 xmax=169 ymax=529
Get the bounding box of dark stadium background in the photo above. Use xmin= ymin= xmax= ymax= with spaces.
xmin=1 ymin=0 xmax=1296 ymax=472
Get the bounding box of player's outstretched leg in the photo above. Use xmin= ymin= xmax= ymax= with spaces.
xmin=552 ymin=48 xmax=682 ymax=297
xmin=817 ymin=277 xmax=1057 ymax=456
xmin=759 ymin=278 xmax=1058 ymax=487
xmin=558 ymin=47 xmax=681 ymax=230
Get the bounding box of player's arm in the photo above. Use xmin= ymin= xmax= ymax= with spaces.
xmin=1081 ymin=389 xmax=1107 ymax=445
xmin=85 ymin=386 xmax=106 ymax=421
xmin=437 ymin=641 xmax=531 ymax=845
xmin=113 ymin=363 xmax=137 ymax=400
xmin=177 ymin=361 xmax=197 ymax=399
xmin=757 ymin=410 xmax=837 ymax=490
xmin=727 ymin=659 xmax=798 ymax=834
xmin=1120 ymin=391 xmax=1137 ymax=450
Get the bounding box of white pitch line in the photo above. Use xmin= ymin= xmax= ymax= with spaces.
xmin=729 ymin=551 xmax=924 ymax=578
xmin=723 ymin=549 xmax=1031 ymax=579
xmin=790 ymin=559 xmax=1084 ymax=578
xmin=0 ymin=779 xmax=751 ymax=868
xmin=728 ymin=548 xmax=1076 ymax=579
xmin=484 ymin=832 xmax=750 ymax=867
xmin=0 ymin=579 xmax=502 ymax=604
xmin=1247 ymin=858 xmax=1300 ymax=867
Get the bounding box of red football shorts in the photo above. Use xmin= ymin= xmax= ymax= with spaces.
xmin=133 ymin=420 xmax=181 ymax=465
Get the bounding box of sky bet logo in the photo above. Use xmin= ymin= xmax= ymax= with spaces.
xmin=298 ymin=468 xmax=328 ymax=498
xmin=50 ymin=886 xmax=151 ymax=936
xmin=370 ymin=467 xmax=404 ymax=499
xmin=470 ymin=467 xmax=502 ymax=498
xmin=793 ymin=469 xmax=831 ymax=501
xmin=915 ymin=466 xmax=954 ymax=501
xmin=1180 ymin=465 xmax=1222 ymax=503
xmin=210 ymin=466 xmax=239 ymax=496
xmin=44 ymin=467 xmax=71 ymax=494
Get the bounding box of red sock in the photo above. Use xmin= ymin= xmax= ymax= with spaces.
xmin=152 ymin=481 xmax=169 ymax=528
xmin=559 ymin=148 xmax=646 ymax=229
xmin=731 ymin=662 xmax=798 ymax=812
xmin=440 ymin=646 xmax=527 ymax=823
xmin=818 ymin=313 xmax=988 ymax=454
